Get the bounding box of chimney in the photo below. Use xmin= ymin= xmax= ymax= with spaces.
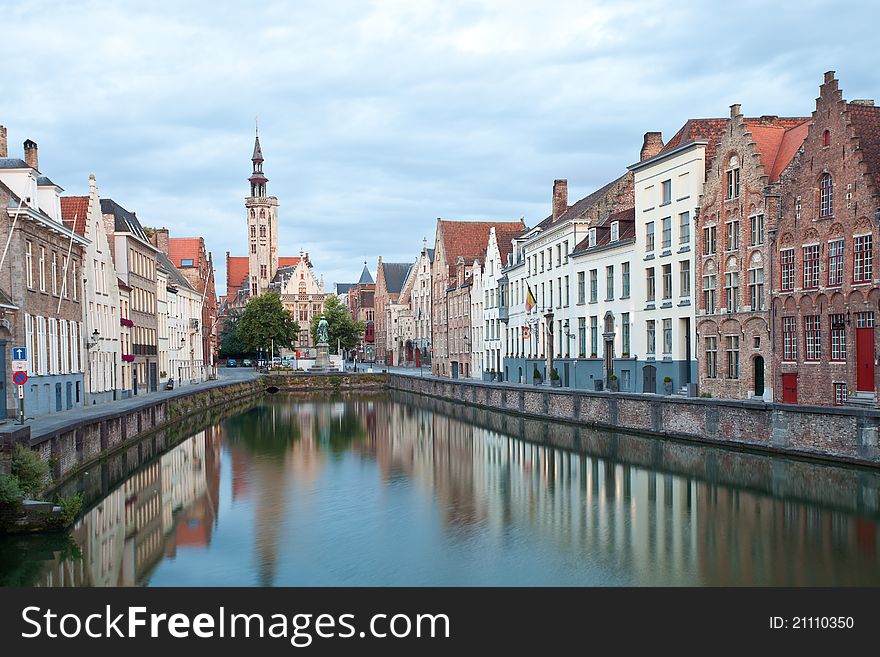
xmin=152 ymin=227 xmax=170 ymax=255
xmin=0 ymin=125 xmax=7 ymax=158
xmin=23 ymin=139 xmax=38 ymax=171
xmin=640 ymin=132 xmax=664 ymax=161
xmin=824 ymin=70 xmax=836 ymax=84
xmin=552 ymin=179 xmax=568 ymax=221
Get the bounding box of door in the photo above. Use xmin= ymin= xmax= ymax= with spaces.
xmin=754 ymin=356 xmax=765 ymax=398
xmin=643 ymin=365 xmax=656 ymax=393
xmin=415 ymin=349 xmax=421 ymax=367
xmin=150 ymin=362 xmax=158 ymax=392
xmin=66 ymin=382 xmax=73 ymax=409
xmin=782 ymin=373 xmax=798 ymax=404
xmin=563 ymin=362 xmax=570 ymax=387
xmin=857 ymin=327 xmax=875 ymax=392
xmin=452 ymin=362 xmax=458 ymax=379
xmin=55 ymin=382 xmax=62 ymax=412
xmin=0 ymin=341 xmax=5 ymax=419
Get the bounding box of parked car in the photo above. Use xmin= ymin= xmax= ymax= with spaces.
xmin=271 ymin=356 xmax=282 ymax=366
xmin=242 ymin=359 xmax=253 ymax=367
xmin=226 ymin=358 xmax=237 ymax=367
xmin=282 ymin=357 xmax=293 ymax=367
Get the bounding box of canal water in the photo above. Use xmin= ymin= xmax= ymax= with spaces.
xmin=2 ymin=391 xmax=879 ymax=586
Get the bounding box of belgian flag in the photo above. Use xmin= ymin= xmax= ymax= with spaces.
xmin=525 ymin=283 xmax=537 ymax=312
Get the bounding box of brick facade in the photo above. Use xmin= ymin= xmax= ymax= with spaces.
xmin=773 ymin=72 xmax=880 ymax=406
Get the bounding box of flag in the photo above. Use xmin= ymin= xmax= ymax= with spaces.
xmin=522 ymin=326 xmax=530 ymax=339
xmin=525 ymin=283 xmax=537 ymax=312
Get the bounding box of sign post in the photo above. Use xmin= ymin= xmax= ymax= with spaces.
xmin=11 ymin=347 xmax=27 ymax=424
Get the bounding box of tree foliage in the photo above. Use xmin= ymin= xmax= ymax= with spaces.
xmin=310 ymin=296 xmax=364 ymax=353
xmin=218 ymin=309 xmax=250 ymax=358
xmin=237 ymin=293 xmax=301 ymax=354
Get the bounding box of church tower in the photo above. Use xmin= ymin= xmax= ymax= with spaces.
xmin=246 ymin=127 xmax=279 ymax=296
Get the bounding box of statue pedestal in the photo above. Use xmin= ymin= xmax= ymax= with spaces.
xmin=308 ymin=342 xmax=334 ymax=373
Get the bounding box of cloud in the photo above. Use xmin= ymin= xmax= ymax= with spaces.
xmin=1 ymin=0 xmax=877 ymax=292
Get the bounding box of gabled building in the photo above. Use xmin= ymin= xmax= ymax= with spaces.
xmin=350 ymin=263 xmax=375 ymax=361
xmin=374 ymin=258 xmax=413 ymax=365
xmin=697 ymin=108 xmax=808 ymax=401
xmin=773 ymin=72 xmax=880 ymax=406
xmin=0 ymin=132 xmax=88 ymax=417
xmin=270 ymin=254 xmax=327 ymax=350
xmin=477 ymin=225 xmax=520 ymax=378
xmin=61 ymin=174 xmax=122 ymax=404
xmin=156 ymin=250 xmax=204 ymax=385
xmin=409 ymin=239 xmax=434 ymax=367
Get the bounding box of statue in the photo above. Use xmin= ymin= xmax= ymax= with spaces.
xmin=317 ymin=315 xmax=329 ymax=344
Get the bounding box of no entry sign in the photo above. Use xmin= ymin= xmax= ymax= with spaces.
xmin=12 ymin=371 xmax=27 ymax=385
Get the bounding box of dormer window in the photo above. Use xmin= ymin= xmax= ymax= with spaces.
xmin=611 ymin=221 xmax=619 ymax=242
xmin=181 ymin=258 xmax=193 ymax=267
xmin=589 ymin=227 xmax=597 ymax=247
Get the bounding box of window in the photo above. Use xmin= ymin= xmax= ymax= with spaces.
xmin=556 ymin=244 xmax=562 ymax=267
xmin=251 ymin=243 xmax=257 ymax=254
xmin=703 ymin=226 xmax=716 ymax=255
xmin=854 ymin=235 xmax=873 ymax=283
xmin=646 ymin=320 xmax=656 ymax=355
xmin=661 ymin=179 xmax=672 ymax=204
xmin=590 ymin=316 xmax=598 ymax=356
xmin=725 ymin=271 xmax=739 ymax=311
xmin=590 ymin=269 xmax=598 ymax=303
xmin=540 ymin=251 xmax=545 ymax=271
xmin=646 ymin=222 xmax=655 ymax=252
xmin=726 ymin=335 xmax=740 ymax=378
xmin=819 ymin=173 xmax=833 ymax=218
xmin=803 ymin=244 xmax=820 ymax=289
xmin=39 ymin=246 xmax=46 ymax=291
xmin=259 ymin=225 xmax=267 ymax=238
xmin=622 ymin=313 xmax=630 ymax=354
xmin=662 ymin=216 xmax=671 ymax=249
xmin=181 ymin=258 xmax=194 ymax=267
xmin=611 ymin=222 xmax=619 ymax=241
xmin=857 ymin=311 xmax=874 ymax=328
xmin=726 ymin=220 xmax=739 ymax=251
xmin=680 ymin=261 xmax=691 ymax=297
xmin=577 ymin=271 xmax=585 ymax=304
xmin=663 ymin=318 xmax=672 ymax=355
xmin=547 ymin=248 xmax=552 ymax=269
xmin=780 ymin=248 xmax=795 ymax=291
xmin=827 ymin=238 xmax=844 ymax=286
xmin=703 ymin=274 xmax=716 ymax=314
xmin=726 ymin=162 xmax=740 ymax=199
xmin=823 ymin=129 xmax=831 ymax=147
xmin=578 ymin=317 xmax=586 ymax=357
xmin=250 ymin=225 xmax=256 ymax=238
xmin=260 ymin=264 xmax=267 ymax=279
xmin=622 ymin=262 xmax=631 ymax=297
xmin=750 ymin=214 xmax=764 ymax=246
xmin=679 ymin=212 xmax=690 ymax=245
xmin=748 ymin=267 xmax=764 ymax=310
xmin=564 ymin=275 xmax=569 ymax=306
xmin=662 ymin=264 xmax=672 ymax=300
xmin=705 ymin=337 xmax=718 ymax=378
xmin=646 ymin=267 xmax=655 ymax=303
xmin=25 ymin=241 xmax=33 ymax=288
xmin=606 ymin=266 xmax=614 ymax=301
xmin=834 ymin=382 xmax=848 ymax=406
xmin=805 ymin=315 xmax=821 ymax=361
xmin=831 ymin=314 xmax=846 ymax=361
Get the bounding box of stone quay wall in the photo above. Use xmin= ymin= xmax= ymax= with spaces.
xmin=388 ymin=375 xmax=880 ymax=467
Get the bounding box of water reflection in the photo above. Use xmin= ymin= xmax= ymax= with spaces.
xmin=4 ymin=392 xmax=879 ymax=586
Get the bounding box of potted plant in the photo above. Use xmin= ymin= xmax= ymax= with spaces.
xmin=579 ymin=352 xmax=586 ymax=359
xmin=621 ymin=351 xmax=630 ymax=358
xmin=549 ymin=367 xmax=561 ymax=387
xmin=590 ymin=352 xmax=597 ymax=359
xmin=608 ymin=373 xmax=619 ymax=392
xmin=533 ymin=366 xmax=543 ymax=386
xmin=490 ymin=367 xmax=496 ymax=381
xmin=663 ymin=376 xmax=674 ymax=395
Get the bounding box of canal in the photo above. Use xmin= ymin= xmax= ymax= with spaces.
xmin=2 ymin=391 xmax=879 ymax=586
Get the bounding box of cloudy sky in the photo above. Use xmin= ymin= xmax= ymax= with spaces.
xmin=2 ymin=0 xmax=877 ymax=294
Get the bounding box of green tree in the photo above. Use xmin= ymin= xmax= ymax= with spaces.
xmin=237 ymin=293 xmax=301 ymax=354
xmin=310 ymin=296 xmax=364 ymax=353
xmin=218 ymin=309 xmax=249 ymax=358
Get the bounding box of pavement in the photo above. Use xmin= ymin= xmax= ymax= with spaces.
xmin=1 ymin=366 xmax=261 ymax=442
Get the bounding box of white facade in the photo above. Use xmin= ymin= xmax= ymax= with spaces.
xmin=480 ymin=226 xmax=511 ymax=374
xmin=118 ymin=285 xmax=133 ymax=393
xmin=410 ymin=240 xmax=433 ymax=362
xmin=629 ymin=143 xmax=701 ymax=389
xmin=80 ymin=176 xmax=122 ymax=403
xmin=157 ymin=266 xmax=170 ymax=383
xmin=470 ymin=259 xmax=484 ymax=377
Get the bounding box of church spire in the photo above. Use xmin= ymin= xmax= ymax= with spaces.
xmin=248 ymin=124 xmax=268 ymax=197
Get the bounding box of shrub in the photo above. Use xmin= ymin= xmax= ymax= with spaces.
xmin=48 ymin=493 xmax=84 ymax=529
xmin=533 ymin=366 xmax=542 ymax=381
xmin=663 ymin=376 xmax=673 ymax=383
xmin=700 ymin=392 xmax=713 ymax=398
xmin=549 ymin=367 xmax=560 ymax=380
xmin=0 ymin=474 xmax=23 ymax=507
xmin=12 ymin=445 xmax=50 ymax=496
xmin=609 ymin=374 xmax=618 ymax=381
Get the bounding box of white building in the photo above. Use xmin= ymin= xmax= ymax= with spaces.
xmin=410 ymin=238 xmax=434 ymax=367
xmin=470 ymin=259 xmax=484 ymax=378
xmin=61 ymin=175 xmax=122 ymax=404
xmin=627 ymin=122 xmax=719 ymax=393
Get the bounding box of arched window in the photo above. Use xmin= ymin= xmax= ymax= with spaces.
xmin=298 ymin=282 xmax=307 ymax=295
xmin=820 ymin=173 xmax=833 ymax=217
xmin=259 ymin=226 xmax=266 ymax=238
xmin=250 ymin=209 xmax=255 ymax=219
xmin=259 ymin=209 xmax=266 ymax=220
xmin=726 ymin=156 xmax=740 ymax=200
xmin=823 ymin=129 xmax=831 ymax=147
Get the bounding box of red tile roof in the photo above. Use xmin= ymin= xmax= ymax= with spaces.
xmin=742 ymin=117 xmax=810 ymax=182
xmin=658 ymin=118 xmax=729 ymax=165
xmin=169 ymin=237 xmax=202 ymax=268
xmin=848 ymin=102 xmax=880 ymax=191
xmin=226 ymin=255 xmax=304 ymax=298
xmin=438 ymin=219 xmax=526 ymax=267
xmin=60 ymin=196 xmax=89 ymax=235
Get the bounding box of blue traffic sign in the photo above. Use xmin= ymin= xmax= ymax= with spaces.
xmin=12 ymin=346 xmax=26 ymax=360
xmin=12 ymin=371 xmax=27 ymax=385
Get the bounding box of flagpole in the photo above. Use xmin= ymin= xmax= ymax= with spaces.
xmin=57 ymin=213 xmax=78 ymax=314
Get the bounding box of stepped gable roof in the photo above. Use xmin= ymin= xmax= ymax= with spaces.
xmin=100 ymin=198 xmax=152 ymax=244
xmin=380 ymin=262 xmax=413 ymax=295
xmin=438 ymin=219 xmax=526 ymax=267
xmin=226 ymin=255 xmax=304 ymax=297
xmin=60 ymin=196 xmax=89 ymax=235
xmin=847 ymin=101 xmax=880 ymax=191
xmin=741 ymin=117 xmax=811 ymax=182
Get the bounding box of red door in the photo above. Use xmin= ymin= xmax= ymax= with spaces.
xmin=856 ymin=327 xmax=875 ymax=391
xmin=782 ymin=374 xmax=798 ymax=404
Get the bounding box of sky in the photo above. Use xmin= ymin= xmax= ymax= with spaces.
xmin=1 ymin=0 xmax=878 ymax=295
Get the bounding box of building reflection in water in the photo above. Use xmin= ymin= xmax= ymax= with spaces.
xmin=17 ymin=392 xmax=880 ymax=586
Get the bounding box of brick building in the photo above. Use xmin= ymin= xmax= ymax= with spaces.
xmin=373 ymin=257 xmax=413 ymax=365
xmin=697 ymin=108 xmax=809 ymax=400
xmin=350 ymin=263 xmax=375 ymax=361
xmin=432 ymin=218 xmax=525 ymax=378
xmin=773 ymin=72 xmax=880 ymax=406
